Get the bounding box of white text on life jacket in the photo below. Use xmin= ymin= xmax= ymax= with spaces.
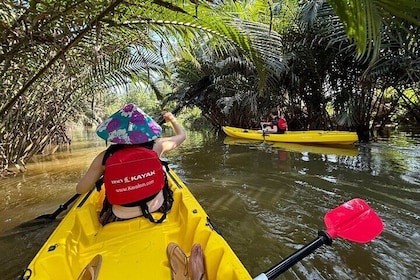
xmin=110 ymin=170 xmax=156 ymax=185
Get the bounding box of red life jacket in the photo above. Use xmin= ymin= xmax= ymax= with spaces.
xmin=104 ymin=147 xmax=165 ymax=205
xmin=278 ymin=117 xmax=287 ymax=130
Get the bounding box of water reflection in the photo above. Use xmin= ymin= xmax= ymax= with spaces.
xmin=0 ymin=130 xmax=419 ymax=280
xmin=177 ymin=132 xmax=419 ymax=279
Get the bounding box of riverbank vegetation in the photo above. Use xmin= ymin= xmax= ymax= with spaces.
xmin=1 ymin=0 xmax=419 ymax=175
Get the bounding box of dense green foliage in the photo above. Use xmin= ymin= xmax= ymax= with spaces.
xmin=1 ymin=0 xmax=419 ymax=175
xmin=170 ymin=1 xmax=419 ymax=135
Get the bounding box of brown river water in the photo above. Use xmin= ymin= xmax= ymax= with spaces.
xmin=0 ymin=129 xmax=419 ymax=280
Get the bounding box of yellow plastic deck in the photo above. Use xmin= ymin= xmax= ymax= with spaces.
xmin=23 ymin=170 xmax=251 ymax=280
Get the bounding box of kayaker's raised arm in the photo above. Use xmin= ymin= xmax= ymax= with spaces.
xmin=154 ymin=112 xmax=186 ymax=156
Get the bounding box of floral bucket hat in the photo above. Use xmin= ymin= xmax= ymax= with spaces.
xmin=96 ymin=103 xmax=162 ymax=144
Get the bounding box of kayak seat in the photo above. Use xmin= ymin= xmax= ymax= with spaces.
xmin=77 ymin=254 xmax=102 ymax=280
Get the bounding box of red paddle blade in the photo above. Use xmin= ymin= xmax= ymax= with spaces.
xmin=324 ymin=198 xmax=384 ymax=243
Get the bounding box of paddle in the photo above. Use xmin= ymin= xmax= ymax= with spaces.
xmin=259 ymin=123 xmax=269 ymax=140
xmin=34 ymin=176 xmax=104 ymax=221
xmin=253 ymin=198 xmax=384 ymax=280
xmin=35 ymin=193 xmax=81 ymax=220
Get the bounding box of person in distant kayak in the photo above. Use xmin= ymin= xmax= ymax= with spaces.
xmin=76 ymin=103 xmax=186 ymax=224
xmin=260 ymin=108 xmax=288 ymax=134
xmin=277 ymin=112 xmax=288 ymax=134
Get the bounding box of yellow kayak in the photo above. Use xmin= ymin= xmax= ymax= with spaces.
xmin=222 ymin=126 xmax=358 ymax=145
xmin=20 ymin=169 xmax=251 ymax=280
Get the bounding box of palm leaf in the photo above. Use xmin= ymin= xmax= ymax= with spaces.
xmin=328 ymin=0 xmax=420 ymax=60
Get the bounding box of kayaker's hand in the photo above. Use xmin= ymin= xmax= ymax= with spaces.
xmin=157 ymin=112 xmax=186 ymax=155
xmin=162 ymin=112 xmax=177 ymax=123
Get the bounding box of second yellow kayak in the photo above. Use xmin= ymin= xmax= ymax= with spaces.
xmin=222 ymin=126 xmax=358 ymax=145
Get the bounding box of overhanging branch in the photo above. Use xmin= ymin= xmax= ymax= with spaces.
xmin=0 ymin=0 xmax=125 ymax=117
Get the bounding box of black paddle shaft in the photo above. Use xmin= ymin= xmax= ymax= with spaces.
xmin=265 ymin=231 xmax=333 ymax=279
xmin=35 ymin=193 xmax=81 ymax=220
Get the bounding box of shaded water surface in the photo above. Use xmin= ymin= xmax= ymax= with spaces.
xmin=0 ymin=130 xmax=419 ymax=280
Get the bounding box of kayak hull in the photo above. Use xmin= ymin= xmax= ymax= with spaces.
xmin=224 ymin=136 xmax=358 ymax=156
xmin=222 ymin=126 xmax=358 ymax=145
xmin=22 ymin=169 xmax=251 ymax=280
